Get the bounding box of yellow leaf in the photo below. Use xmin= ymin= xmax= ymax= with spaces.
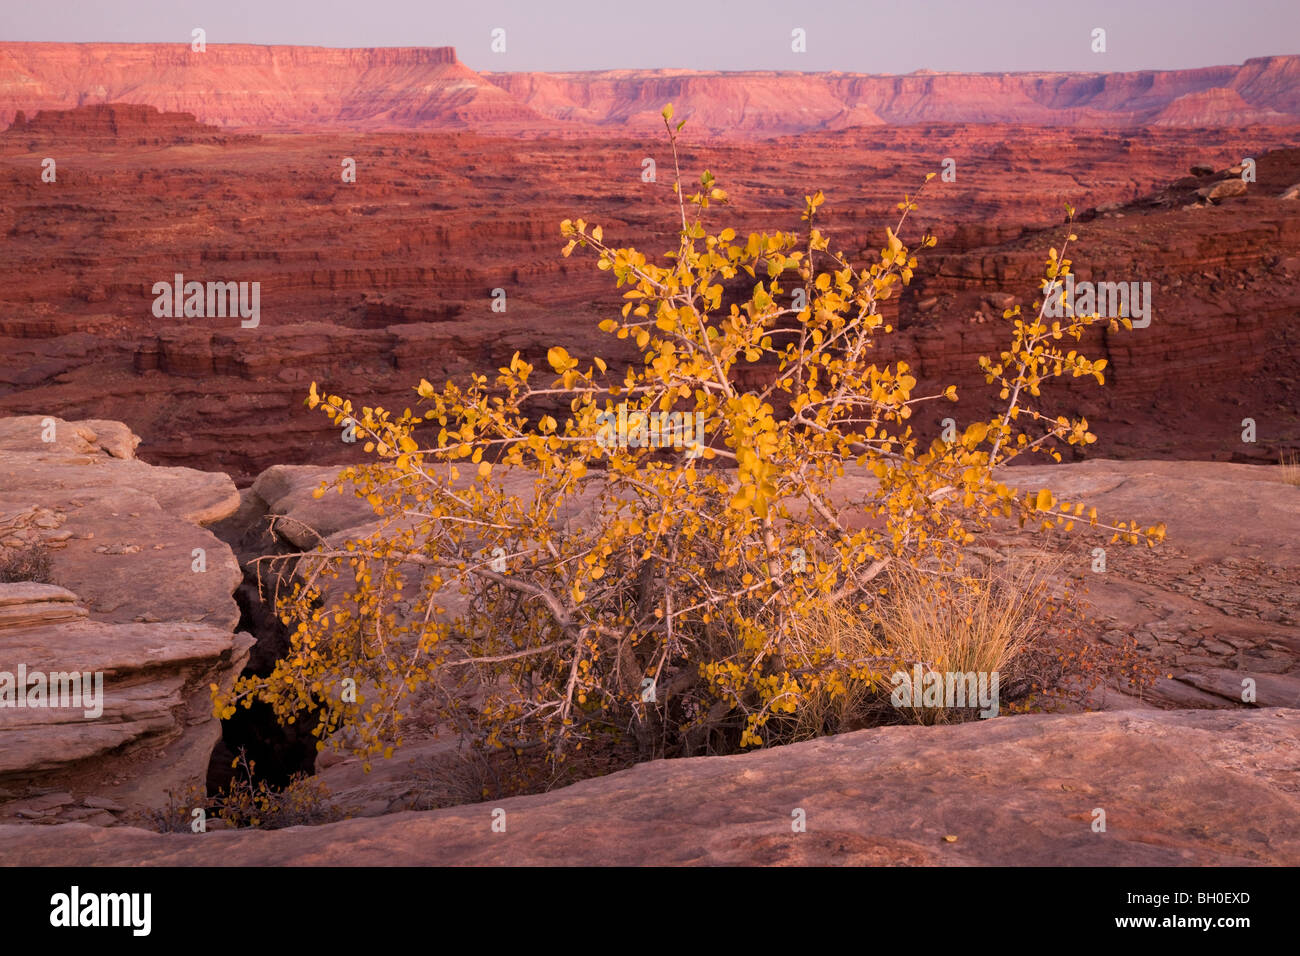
xmin=547 ymin=346 xmax=571 ymax=372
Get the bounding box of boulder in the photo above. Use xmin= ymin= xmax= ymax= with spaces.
xmin=0 ymin=416 xmax=243 ymax=627
xmin=1195 ymin=178 xmax=1248 ymax=202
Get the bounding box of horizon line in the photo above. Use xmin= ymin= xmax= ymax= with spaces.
xmin=1 ymin=40 xmax=1294 ymax=77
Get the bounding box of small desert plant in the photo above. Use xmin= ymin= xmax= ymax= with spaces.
xmin=213 ymin=750 xmax=346 ymax=829
xmin=865 ymin=556 xmax=1058 ymax=725
xmin=216 ymin=105 xmax=1165 ymax=766
xmin=0 ymin=543 xmax=54 ymax=584
xmin=406 ymin=743 xmax=617 ymax=809
xmin=771 ymin=553 xmax=1069 ymax=734
xmin=766 ymin=600 xmax=891 ymax=740
xmin=139 ymin=752 xmax=348 ymax=832
xmin=132 ymin=784 xmax=210 ymax=834
xmin=408 ymin=748 xmax=506 ymax=809
xmin=1008 ymin=621 xmax=1158 ymax=711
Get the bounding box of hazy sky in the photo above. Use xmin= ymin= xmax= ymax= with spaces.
xmin=3 ymin=0 xmax=1297 ymax=73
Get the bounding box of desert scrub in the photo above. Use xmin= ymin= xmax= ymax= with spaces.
xmin=770 ymin=556 xmax=1058 ymax=732
xmin=132 ymin=784 xmax=209 ymax=834
xmin=138 ymin=752 xmax=348 ymax=832
xmin=216 ymin=104 xmax=1165 ymax=766
xmin=0 ymin=543 xmax=53 ymax=584
xmin=207 ymin=750 xmax=347 ymax=829
xmin=766 ymin=551 xmax=1143 ymax=734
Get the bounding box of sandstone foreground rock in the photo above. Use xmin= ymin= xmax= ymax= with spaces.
xmin=2 ymin=709 xmax=1296 ymax=865
xmin=2 ymin=417 xmax=1296 ymax=863
xmin=0 ymin=417 xmax=253 ymax=814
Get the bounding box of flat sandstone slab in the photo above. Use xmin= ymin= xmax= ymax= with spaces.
xmin=2 ymin=708 xmax=1296 ymax=865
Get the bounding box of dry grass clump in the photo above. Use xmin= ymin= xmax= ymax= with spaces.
xmin=866 ymin=556 xmax=1060 ymax=725
xmin=1280 ymin=450 xmax=1300 ymax=487
xmin=773 ymin=553 xmax=1067 ymax=738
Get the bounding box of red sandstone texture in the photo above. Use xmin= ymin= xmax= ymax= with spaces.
xmin=0 ymin=44 xmax=539 ymax=133
xmin=484 ymin=56 xmax=1300 ymax=133
xmin=0 ymin=43 xmax=1298 ymax=135
xmin=0 ymin=99 xmax=1297 ymax=482
xmin=4 ymin=103 xmax=257 ymax=147
xmin=5 ymin=710 xmax=1299 ymax=865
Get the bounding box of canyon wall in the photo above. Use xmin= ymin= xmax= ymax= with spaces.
xmin=1 ymin=105 xmax=1297 ymax=479
xmin=0 ymin=43 xmax=539 ymax=132
xmin=486 ymin=55 xmax=1300 ymax=133
xmin=1 ymin=43 xmax=1298 ymax=134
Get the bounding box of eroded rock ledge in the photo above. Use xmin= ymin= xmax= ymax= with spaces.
xmin=0 ymin=416 xmax=252 ymax=815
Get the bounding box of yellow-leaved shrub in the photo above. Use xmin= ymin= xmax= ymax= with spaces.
xmin=215 ymin=107 xmax=1164 ymax=766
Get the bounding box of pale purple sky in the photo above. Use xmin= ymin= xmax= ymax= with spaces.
xmin=3 ymin=0 xmax=1297 ymax=73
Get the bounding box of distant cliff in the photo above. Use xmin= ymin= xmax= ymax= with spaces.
xmin=1 ymin=43 xmax=1298 ymax=134
xmin=484 ymin=55 xmax=1300 ymax=132
xmin=0 ymin=43 xmax=540 ymax=132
